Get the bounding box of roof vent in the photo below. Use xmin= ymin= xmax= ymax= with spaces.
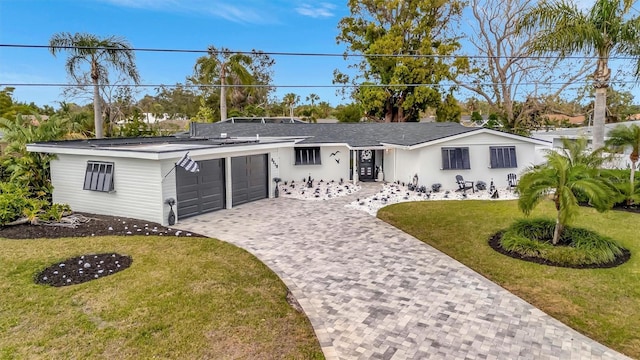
xmin=220 ymin=133 xmax=227 ymax=138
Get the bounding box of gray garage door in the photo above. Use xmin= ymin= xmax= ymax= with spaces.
xmin=231 ymin=154 xmax=268 ymax=206
xmin=176 ymin=158 xmax=225 ymax=219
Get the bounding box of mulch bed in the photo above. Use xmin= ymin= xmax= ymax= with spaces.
xmin=488 ymin=232 xmax=631 ymax=269
xmin=35 ymin=253 xmax=133 ymax=287
xmin=0 ymin=213 xmax=205 ymax=239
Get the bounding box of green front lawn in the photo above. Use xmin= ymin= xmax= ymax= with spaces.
xmin=378 ymin=200 xmax=640 ymax=358
xmin=0 ymin=236 xmax=323 ymax=359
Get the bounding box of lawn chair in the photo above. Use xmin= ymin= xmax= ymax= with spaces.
xmin=455 ymin=175 xmax=474 ymax=193
xmin=507 ymin=173 xmax=518 ymax=191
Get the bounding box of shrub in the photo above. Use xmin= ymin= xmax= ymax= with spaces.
xmin=476 ymin=181 xmax=487 ymax=191
xmin=500 ymin=218 xmax=625 ymax=266
xmin=431 ymin=183 xmax=442 ymax=192
xmin=40 ymin=203 xmax=72 ymax=222
xmin=0 ymin=182 xmax=31 ymax=225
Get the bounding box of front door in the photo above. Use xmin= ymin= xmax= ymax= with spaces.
xmin=359 ymin=150 xmax=375 ymax=181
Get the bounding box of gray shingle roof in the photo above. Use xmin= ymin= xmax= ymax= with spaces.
xmin=191 ymin=122 xmax=480 ymax=147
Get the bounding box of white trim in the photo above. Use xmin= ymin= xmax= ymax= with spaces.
xmin=403 ymin=128 xmax=550 ymax=150
xmin=27 ymin=141 xmax=295 ymax=161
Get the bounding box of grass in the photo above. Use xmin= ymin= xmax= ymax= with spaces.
xmin=378 ymin=200 xmax=640 ymax=359
xmin=0 ymin=235 xmax=324 ymax=359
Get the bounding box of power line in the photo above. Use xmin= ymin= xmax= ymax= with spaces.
xmin=1 ymin=43 xmax=638 ymax=61
xmin=3 ymin=80 xmax=638 ymax=89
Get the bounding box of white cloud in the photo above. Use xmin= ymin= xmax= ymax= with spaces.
xmin=96 ymin=0 xmax=274 ymax=24
xmin=295 ymin=2 xmax=336 ymax=18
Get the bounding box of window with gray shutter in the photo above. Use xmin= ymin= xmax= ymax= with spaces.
xmin=83 ymin=161 xmax=115 ymax=192
xmin=294 ymin=147 xmax=322 ymax=165
xmin=441 ymin=147 xmax=470 ymax=170
xmin=489 ymin=146 xmax=517 ymax=168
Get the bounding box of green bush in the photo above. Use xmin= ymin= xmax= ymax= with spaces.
xmin=0 ymin=181 xmax=72 ymax=225
xmin=40 ymin=203 xmax=72 ymax=222
xmin=0 ymin=182 xmax=31 ymax=225
xmin=500 ymin=218 xmax=625 ymax=266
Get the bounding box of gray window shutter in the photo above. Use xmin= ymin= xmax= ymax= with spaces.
xmin=442 ymin=148 xmax=450 ymax=169
xmin=462 ymin=148 xmax=470 ymax=169
xmin=490 ymin=147 xmax=498 ymax=168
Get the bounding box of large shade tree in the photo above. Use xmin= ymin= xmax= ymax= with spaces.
xmin=335 ymin=0 xmax=464 ymax=122
xmin=455 ymin=0 xmax=591 ymax=133
xmin=518 ymin=0 xmax=640 ymax=149
xmin=606 ymin=124 xmax=640 ymax=204
xmin=49 ymin=32 xmax=140 ymax=139
xmin=518 ymin=138 xmax=612 ymax=244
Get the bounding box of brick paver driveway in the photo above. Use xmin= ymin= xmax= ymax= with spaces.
xmin=176 ymin=184 xmax=629 ymax=360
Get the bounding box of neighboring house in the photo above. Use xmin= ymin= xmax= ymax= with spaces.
xmin=27 ymin=121 xmax=549 ymax=226
xmin=532 ymin=120 xmax=640 ymax=169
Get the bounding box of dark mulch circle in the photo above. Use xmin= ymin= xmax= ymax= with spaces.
xmin=35 ymin=253 xmax=133 ymax=287
xmin=489 ymin=231 xmax=631 ymax=269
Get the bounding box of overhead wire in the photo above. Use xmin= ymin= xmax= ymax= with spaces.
xmin=0 ymin=43 xmax=637 ymax=91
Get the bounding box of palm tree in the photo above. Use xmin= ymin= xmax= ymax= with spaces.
xmin=192 ymin=46 xmax=254 ymax=122
xmin=49 ymin=32 xmax=140 ymax=139
xmin=606 ymin=124 xmax=640 ymax=204
xmin=283 ymin=93 xmax=300 ymax=118
xmin=518 ymin=138 xmax=613 ymax=244
xmin=518 ymin=0 xmax=640 ymax=150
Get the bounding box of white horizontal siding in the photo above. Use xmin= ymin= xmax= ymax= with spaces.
xmin=51 ymin=155 xmax=165 ymax=225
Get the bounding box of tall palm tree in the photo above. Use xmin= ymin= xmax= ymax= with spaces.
xmin=283 ymin=93 xmax=300 ymax=118
xmin=518 ymin=138 xmax=613 ymax=244
xmin=606 ymin=124 xmax=640 ymax=204
xmin=192 ymin=46 xmax=254 ymax=122
xmin=518 ymin=0 xmax=640 ymax=150
xmin=49 ymin=32 xmax=140 ymax=139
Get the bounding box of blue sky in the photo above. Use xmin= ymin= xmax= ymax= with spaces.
xmin=1 ymin=0 xmax=637 ymax=110
xmin=0 ymin=0 xmax=354 ymax=107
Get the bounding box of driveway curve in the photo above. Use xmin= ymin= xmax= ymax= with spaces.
xmin=176 ymin=183 xmax=629 ymax=360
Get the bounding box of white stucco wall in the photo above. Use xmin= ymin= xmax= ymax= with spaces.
xmin=391 ymin=132 xmax=541 ymax=190
xmin=51 ymin=154 xmax=166 ymax=225
xmin=277 ymin=145 xmax=351 ymax=183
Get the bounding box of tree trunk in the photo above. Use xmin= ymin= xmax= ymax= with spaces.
xmin=93 ymin=79 xmax=103 ymax=139
xmin=552 ymin=213 xmax=563 ymax=245
xmin=630 ymin=159 xmax=637 ymax=205
xmin=592 ymin=87 xmax=607 ymax=150
xmin=220 ymin=65 xmax=227 ymax=122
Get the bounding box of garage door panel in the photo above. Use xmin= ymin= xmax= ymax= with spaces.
xmin=176 ymin=158 xmax=225 ymax=219
xmin=231 ymin=154 xmax=267 ymax=206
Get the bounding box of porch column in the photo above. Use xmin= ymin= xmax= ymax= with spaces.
xmin=225 ymin=156 xmax=232 ymax=209
xmin=352 ymin=150 xmax=358 ymax=185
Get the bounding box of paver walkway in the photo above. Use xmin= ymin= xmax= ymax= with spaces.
xmin=176 ymin=183 xmax=629 ymax=360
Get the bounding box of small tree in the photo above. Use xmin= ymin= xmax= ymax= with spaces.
xmin=606 ymin=124 xmax=640 ymax=205
xmin=518 ymin=138 xmax=613 ymax=244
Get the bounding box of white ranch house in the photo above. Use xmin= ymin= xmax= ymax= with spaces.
xmin=27 ymin=121 xmax=549 ymax=226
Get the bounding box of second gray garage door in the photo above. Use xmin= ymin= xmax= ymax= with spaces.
xmin=231 ymin=154 xmax=268 ymax=206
